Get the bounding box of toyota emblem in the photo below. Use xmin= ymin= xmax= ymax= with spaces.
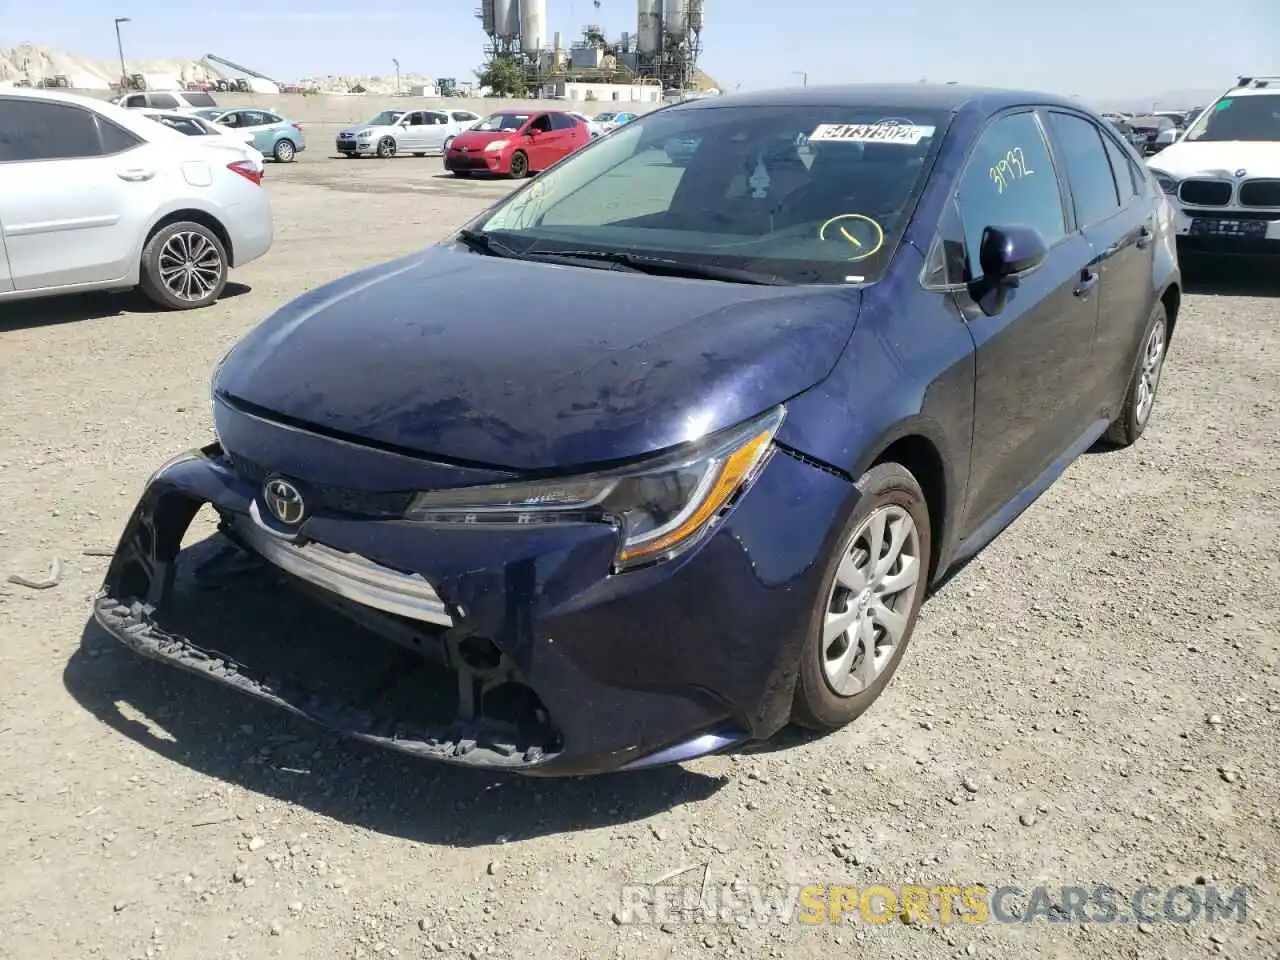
xmin=263 ymin=477 xmax=306 ymax=525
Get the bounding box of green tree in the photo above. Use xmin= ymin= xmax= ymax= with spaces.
xmin=476 ymin=57 xmax=528 ymax=97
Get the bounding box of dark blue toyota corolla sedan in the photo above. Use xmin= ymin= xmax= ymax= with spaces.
xmin=95 ymin=84 xmax=1180 ymax=776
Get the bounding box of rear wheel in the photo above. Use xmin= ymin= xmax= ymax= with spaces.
xmin=1104 ymin=302 xmax=1168 ymax=447
xmin=273 ymin=138 xmax=296 ymax=162
xmin=376 ymin=137 xmax=396 ymax=159
xmin=792 ymin=463 xmax=932 ymax=731
xmin=138 ymin=221 xmax=229 ymax=311
xmin=508 ymin=150 xmax=529 ymax=179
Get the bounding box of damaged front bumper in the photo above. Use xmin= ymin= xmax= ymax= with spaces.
xmin=93 ymin=440 xmax=851 ymax=775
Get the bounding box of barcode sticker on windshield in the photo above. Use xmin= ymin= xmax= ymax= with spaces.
xmin=809 ymin=123 xmax=936 ymax=145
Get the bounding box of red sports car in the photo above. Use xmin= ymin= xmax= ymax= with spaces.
xmin=444 ymin=109 xmax=591 ymax=179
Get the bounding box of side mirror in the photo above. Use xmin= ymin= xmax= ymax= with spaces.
xmin=978 ymin=224 xmax=1048 ymax=281
xmin=971 ymin=225 xmax=1047 ymax=316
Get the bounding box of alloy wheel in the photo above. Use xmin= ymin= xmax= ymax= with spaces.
xmin=1135 ymin=317 xmax=1166 ymax=426
xmin=275 ymin=139 xmax=295 ymax=162
xmin=510 ymin=152 xmax=527 ymax=177
xmin=821 ymin=505 xmax=922 ymax=697
xmin=158 ymin=231 xmax=224 ymax=303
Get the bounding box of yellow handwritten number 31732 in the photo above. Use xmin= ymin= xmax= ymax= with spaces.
xmin=989 ymin=147 xmax=1034 ymax=194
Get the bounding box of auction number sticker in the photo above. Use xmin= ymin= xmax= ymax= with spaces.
xmin=809 ymin=122 xmax=936 ymax=145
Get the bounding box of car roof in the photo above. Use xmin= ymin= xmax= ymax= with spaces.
xmin=0 ymin=86 xmax=186 ymax=140
xmin=673 ymin=82 xmax=1082 ymax=116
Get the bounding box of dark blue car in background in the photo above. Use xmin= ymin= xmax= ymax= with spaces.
xmin=95 ymin=84 xmax=1181 ymax=776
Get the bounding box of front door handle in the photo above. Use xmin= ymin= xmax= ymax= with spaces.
xmin=117 ymin=168 xmax=155 ymax=182
xmin=1074 ymin=270 xmax=1099 ymax=297
xmin=1135 ymin=227 xmax=1153 ymax=249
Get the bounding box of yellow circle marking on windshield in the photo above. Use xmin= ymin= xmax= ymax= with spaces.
xmin=818 ymin=214 xmax=885 ymax=262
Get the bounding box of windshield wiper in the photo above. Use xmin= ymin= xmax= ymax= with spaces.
xmin=456 ymin=228 xmax=523 ymax=259
xmin=541 ymin=250 xmax=795 ymax=285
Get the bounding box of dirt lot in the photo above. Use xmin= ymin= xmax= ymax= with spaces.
xmin=1 ymin=145 xmax=1278 ymax=960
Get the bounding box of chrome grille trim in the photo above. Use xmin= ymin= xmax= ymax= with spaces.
xmin=232 ymin=505 xmax=454 ymax=627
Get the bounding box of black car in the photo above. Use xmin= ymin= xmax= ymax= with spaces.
xmin=93 ymin=84 xmax=1182 ymax=776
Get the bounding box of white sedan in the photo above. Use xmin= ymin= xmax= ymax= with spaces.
xmin=137 ymin=107 xmax=266 ymax=174
xmin=0 ymin=88 xmax=273 ymax=310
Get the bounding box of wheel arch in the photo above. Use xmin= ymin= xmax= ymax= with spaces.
xmin=1159 ymin=281 xmax=1181 ymax=341
xmin=854 ymin=422 xmax=954 ymax=585
xmin=143 ymin=209 xmax=235 ymax=267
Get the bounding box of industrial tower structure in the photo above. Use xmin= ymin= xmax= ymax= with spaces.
xmin=476 ymin=0 xmax=705 ymax=92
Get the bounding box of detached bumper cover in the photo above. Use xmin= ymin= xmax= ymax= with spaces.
xmin=92 ymin=440 xmax=852 ymax=775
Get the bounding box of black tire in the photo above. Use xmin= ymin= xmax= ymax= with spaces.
xmin=376 ymin=137 xmax=396 ymax=159
xmin=1104 ymin=302 xmax=1169 ymax=448
xmin=792 ymin=462 xmax=932 ymax=731
xmin=138 ymin=221 xmax=229 ymax=311
xmin=273 ymin=138 xmax=296 ymax=162
xmin=508 ymin=150 xmax=529 ymax=179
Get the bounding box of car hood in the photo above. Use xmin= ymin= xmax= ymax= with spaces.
xmin=339 ymin=123 xmax=390 ymax=136
xmin=214 ymin=245 xmax=861 ymax=472
xmin=451 ymin=129 xmax=520 ymax=149
xmin=1149 ymin=141 xmax=1280 ymax=178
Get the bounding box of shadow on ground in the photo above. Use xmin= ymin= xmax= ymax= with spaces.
xmin=1183 ymin=257 xmax=1280 ymax=297
xmin=0 ymin=283 xmax=251 ymax=331
xmin=62 ymin=535 xmax=725 ymax=844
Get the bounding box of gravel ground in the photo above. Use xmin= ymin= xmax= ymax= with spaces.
xmin=1 ymin=146 xmax=1278 ymax=960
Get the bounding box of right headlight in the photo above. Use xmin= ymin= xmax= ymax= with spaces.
xmin=404 ymin=406 xmax=786 ymax=572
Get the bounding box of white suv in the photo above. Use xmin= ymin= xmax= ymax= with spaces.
xmin=0 ymin=89 xmax=273 ymax=310
xmin=1147 ymin=76 xmax=1280 ymax=260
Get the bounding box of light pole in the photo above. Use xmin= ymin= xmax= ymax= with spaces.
xmin=791 ymin=70 xmax=807 ymax=88
xmin=392 ymin=58 xmax=401 ymax=95
xmin=113 ymin=17 xmax=130 ymax=90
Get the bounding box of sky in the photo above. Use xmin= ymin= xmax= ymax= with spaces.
xmin=4 ymin=0 xmax=1278 ymax=102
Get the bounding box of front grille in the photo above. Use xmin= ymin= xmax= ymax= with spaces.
xmin=1239 ymin=179 xmax=1280 ymax=208
xmin=225 ymin=450 xmax=415 ymax=518
xmin=1178 ymin=179 xmax=1233 ymax=206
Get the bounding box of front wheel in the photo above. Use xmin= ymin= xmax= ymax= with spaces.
xmin=792 ymin=462 xmax=932 ymax=731
xmin=1104 ymin=302 xmax=1168 ymax=447
xmin=376 ymin=137 xmax=396 ymax=159
xmin=507 ymin=150 xmax=529 ymax=179
xmin=138 ymin=221 xmax=229 ymax=310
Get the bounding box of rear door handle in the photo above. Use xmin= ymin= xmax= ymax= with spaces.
xmin=1135 ymin=227 xmax=1153 ymax=249
xmin=1074 ymin=270 xmax=1098 ymax=297
xmin=117 ymin=168 xmax=155 ymax=182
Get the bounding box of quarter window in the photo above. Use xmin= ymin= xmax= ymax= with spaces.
xmin=955 ymin=110 xmax=1065 ymax=282
xmin=0 ymin=99 xmax=105 ymax=161
xmin=1047 ymin=112 xmax=1121 ymax=227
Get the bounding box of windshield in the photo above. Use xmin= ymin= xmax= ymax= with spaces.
xmin=472 ymin=104 xmax=947 ymax=285
xmin=183 ymin=92 xmax=217 ymax=107
xmin=1129 ymin=116 xmax=1172 ymax=131
xmin=473 ymin=112 xmax=530 ymax=131
xmin=366 ymin=111 xmax=405 ymax=127
xmin=1185 ymin=95 xmax=1280 ymax=142
xmin=191 ymin=108 xmax=225 ymax=121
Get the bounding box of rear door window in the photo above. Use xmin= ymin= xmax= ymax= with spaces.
xmin=1046 ymin=112 xmax=1122 ymax=227
xmin=150 ymin=93 xmax=180 ymax=109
